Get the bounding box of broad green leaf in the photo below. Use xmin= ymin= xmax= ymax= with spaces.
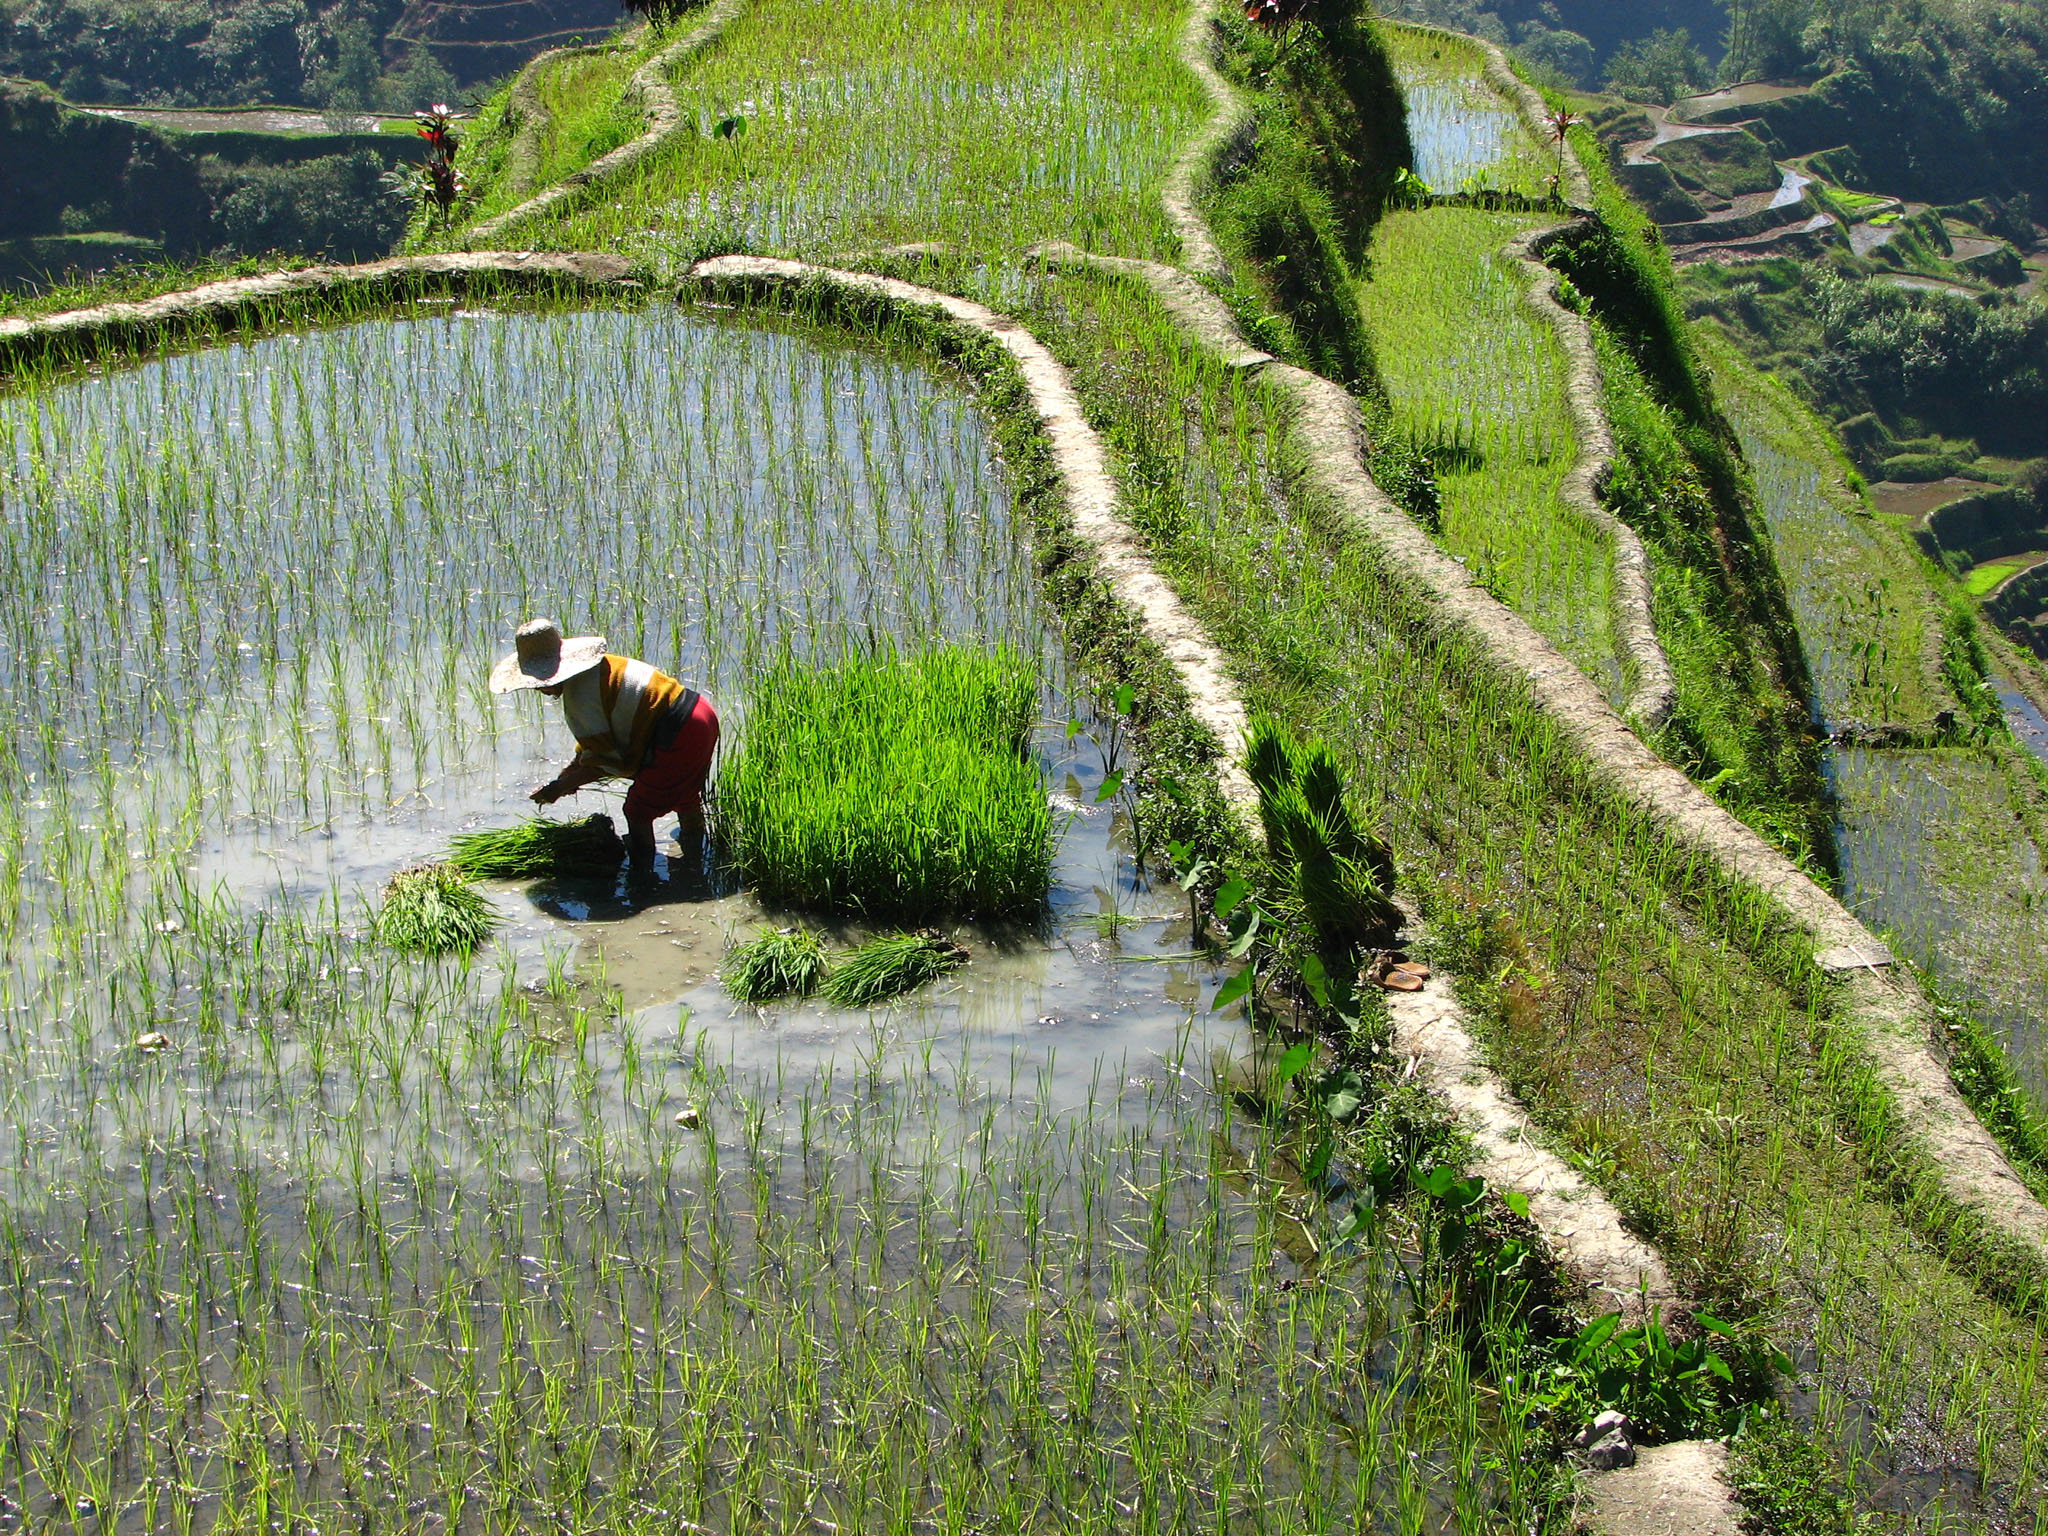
xmin=1211 ymin=966 xmax=1254 ymax=1012
xmin=1214 ymin=876 xmax=1250 ymax=919
xmin=1273 ymin=1040 xmax=1315 ymax=1088
xmin=1501 ymin=1188 xmax=1531 ymax=1220
xmin=1094 ymin=770 xmax=1124 ymax=804
xmin=1114 ymin=681 xmax=1136 ymax=716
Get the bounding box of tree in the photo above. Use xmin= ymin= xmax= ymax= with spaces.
xmin=1604 ymin=27 xmax=1712 ymax=105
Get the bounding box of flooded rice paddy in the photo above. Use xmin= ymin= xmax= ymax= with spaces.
xmin=1727 ymin=381 xmax=2048 ymax=1110
xmin=0 ymin=305 xmax=1549 ymax=1530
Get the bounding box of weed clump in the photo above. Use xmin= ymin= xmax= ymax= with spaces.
xmin=447 ymin=814 xmax=624 ymax=879
xmin=722 ymin=925 xmax=832 ymax=1003
xmin=821 ymin=931 xmax=968 ymax=1009
xmin=718 ymin=646 xmax=1053 ymax=918
xmin=374 ymin=864 xmax=501 ymax=958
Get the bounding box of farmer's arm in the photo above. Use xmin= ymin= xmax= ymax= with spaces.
xmin=532 ymin=741 xmax=623 ymax=803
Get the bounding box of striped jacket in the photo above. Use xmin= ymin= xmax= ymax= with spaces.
xmin=558 ymin=655 xmax=695 ymax=782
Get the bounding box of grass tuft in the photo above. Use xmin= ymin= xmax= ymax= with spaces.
xmin=447 ymin=814 xmax=624 ymax=879
xmin=717 ymin=646 xmax=1053 ymax=918
xmin=373 ymin=864 xmax=501 ymax=958
xmin=820 ymin=930 xmax=968 ymax=1008
xmin=722 ymin=925 xmax=833 ymax=1003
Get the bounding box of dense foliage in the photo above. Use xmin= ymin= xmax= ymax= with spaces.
xmin=1720 ymin=0 xmax=2048 ymax=206
xmin=0 ymin=0 xmax=459 ymax=108
xmin=1686 ymin=261 xmax=2048 ymax=459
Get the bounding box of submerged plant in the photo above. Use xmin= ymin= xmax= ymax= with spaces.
xmin=722 ymin=924 xmax=832 ymax=1002
xmin=447 ymin=814 xmax=625 ymax=879
xmin=717 ymin=646 xmax=1053 ymax=918
xmin=373 ymin=863 xmax=501 ymax=958
xmin=821 ymin=930 xmax=968 ymax=1008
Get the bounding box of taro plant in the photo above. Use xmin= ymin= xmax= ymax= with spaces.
xmin=1533 ymin=1308 xmax=1787 ymax=1441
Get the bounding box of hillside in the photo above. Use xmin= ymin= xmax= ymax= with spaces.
xmin=8 ymin=2 xmax=2048 ymax=1532
xmin=391 ymin=0 xmax=627 ymax=84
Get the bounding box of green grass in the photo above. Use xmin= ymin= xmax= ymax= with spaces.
xmin=818 ymin=929 xmax=969 ymax=1007
xmin=439 ymin=0 xmax=1206 ymax=266
xmin=720 ymin=922 xmax=832 ymax=1001
xmin=717 ymin=646 xmax=1054 ymax=919
xmin=372 ymin=862 xmax=502 ymax=957
xmin=447 ymin=813 xmax=625 ymax=878
xmin=1963 ymin=556 xmax=2037 ymax=597
xmin=1355 ymin=207 xmax=1614 ymax=693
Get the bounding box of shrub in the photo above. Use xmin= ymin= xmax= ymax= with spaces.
xmin=1245 ymin=717 xmax=1399 ymax=950
xmin=716 ymin=646 xmax=1053 ymax=918
xmin=373 ymin=863 xmax=500 ymax=958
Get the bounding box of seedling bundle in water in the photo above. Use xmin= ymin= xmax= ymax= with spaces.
xmin=821 ymin=930 xmax=969 ymax=1008
xmin=721 ymin=926 xmax=969 ymax=1008
xmin=447 ymin=814 xmax=624 ymax=879
xmin=373 ymin=863 xmax=501 ymax=958
xmin=722 ymin=925 xmax=833 ymax=1002
xmin=717 ymin=646 xmax=1053 ymax=918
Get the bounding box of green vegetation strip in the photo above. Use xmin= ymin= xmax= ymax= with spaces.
xmin=717 ymin=646 xmax=1052 ymax=919
xmin=466 ymin=0 xmax=748 ymax=244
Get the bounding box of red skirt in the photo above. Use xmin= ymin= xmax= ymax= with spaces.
xmin=622 ymin=692 xmax=720 ymax=824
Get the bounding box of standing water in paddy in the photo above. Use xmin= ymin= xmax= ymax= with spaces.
xmin=0 ymin=304 xmax=1558 ymax=1529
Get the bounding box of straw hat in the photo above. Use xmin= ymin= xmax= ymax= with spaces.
xmin=490 ymin=618 xmax=607 ymax=694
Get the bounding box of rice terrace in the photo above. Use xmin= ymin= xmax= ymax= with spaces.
xmin=3 ymin=0 xmax=2048 ymax=1531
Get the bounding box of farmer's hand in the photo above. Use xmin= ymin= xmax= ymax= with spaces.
xmin=530 ymin=780 xmax=566 ymax=805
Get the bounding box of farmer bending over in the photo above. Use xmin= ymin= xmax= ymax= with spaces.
xmin=490 ymin=618 xmax=720 ymax=869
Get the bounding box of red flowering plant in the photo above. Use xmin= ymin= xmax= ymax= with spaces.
xmin=386 ymin=103 xmax=468 ymax=226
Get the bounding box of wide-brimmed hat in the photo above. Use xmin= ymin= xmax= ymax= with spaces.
xmin=490 ymin=617 xmax=607 ymax=694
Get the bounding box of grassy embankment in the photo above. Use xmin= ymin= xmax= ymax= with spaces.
xmin=455 ymin=25 xmax=662 ymax=228
xmin=1701 ymin=328 xmax=2048 ymax=1137
xmin=432 ymin=0 xmax=2048 ymax=1522
xmin=15 ymin=0 xmax=2048 ymax=1525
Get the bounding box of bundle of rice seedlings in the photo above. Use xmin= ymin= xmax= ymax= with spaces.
xmin=820 ymin=930 xmax=968 ymax=1009
xmin=1246 ymin=718 xmax=1400 ymax=949
xmin=722 ymin=924 xmax=832 ymax=1003
xmin=447 ymin=813 xmax=624 ymax=879
xmin=716 ymin=645 xmax=1052 ymax=918
xmin=374 ymin=863 xmax=502 ymax=959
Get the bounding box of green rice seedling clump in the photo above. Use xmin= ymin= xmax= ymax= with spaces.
xmin=1246 ymin=718 xmax=1400 ymax=951
xmin=373 ymin=864 xmax=501 ymax=958
xmin=822 ymin=930 xmax=968 ymax=1009
xmin=718 ymin=646 xmax=1053 ymax=918
xmin=447 ymin=813 xmax=624 ymax=879
xmin=722 ymin=924 xmax=833 ymax=1003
